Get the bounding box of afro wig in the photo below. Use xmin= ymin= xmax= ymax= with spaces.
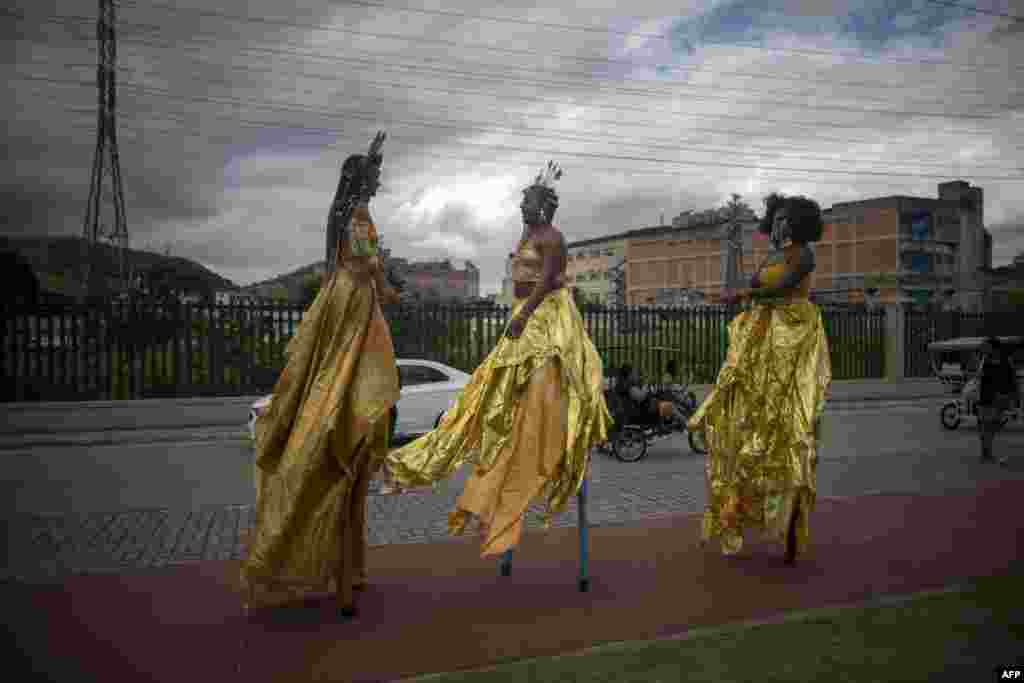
xmin=758 ymin=193 xmax=824 ymax=244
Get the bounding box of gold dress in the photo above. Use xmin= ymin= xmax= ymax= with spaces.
xmin=385 ymin=237 xmax=613 ymax=557
xmin=687 ymin=247 xmax=831 ymax=558
xmin=241 ymin=215 xmax=400 ymax=609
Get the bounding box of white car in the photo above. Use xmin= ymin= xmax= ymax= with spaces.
xmin=248 ymin=359 xmax=470 ymax=444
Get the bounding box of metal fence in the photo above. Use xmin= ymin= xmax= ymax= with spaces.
xmin=904 ymin=310 xmax=1023 ymax=378
xmin=1 ymin=299 xmax=886 ymax=402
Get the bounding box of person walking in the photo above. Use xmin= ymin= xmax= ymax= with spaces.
xmin=977 ymin=336 xmax=1020 ymax=467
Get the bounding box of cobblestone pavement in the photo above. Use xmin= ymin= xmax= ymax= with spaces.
xmin=4 ymin=400 xmax=1023 ymax=584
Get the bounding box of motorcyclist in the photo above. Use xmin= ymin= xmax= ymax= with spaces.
xmin=615 ymin=364 xmax=687 ymax=428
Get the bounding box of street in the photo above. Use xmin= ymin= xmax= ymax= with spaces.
xmin=3 ymin=399 xmax=1023 ymax=582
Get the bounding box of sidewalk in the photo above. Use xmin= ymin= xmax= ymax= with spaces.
xmin=690 ymin=377 xmax=949 ymax=403
xmin=0 ymin=378 xmax=949 ymax=447
xmin=7 ymin=479 xmax=1022 ymax=683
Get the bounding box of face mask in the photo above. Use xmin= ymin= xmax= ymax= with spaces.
xmin=771 ymin=217 xmax=791 ymax=248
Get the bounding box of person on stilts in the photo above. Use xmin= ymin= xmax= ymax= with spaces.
xmin=384 ymin=163 xmax=612 ymax=558
xmin=241 ymin=132 xmax=401 ymax=619
xmin=688 ymin=192 xmax=832 ymax=565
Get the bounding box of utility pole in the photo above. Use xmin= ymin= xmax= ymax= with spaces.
xmin=80 ymin=0 xmax=129 ymax=302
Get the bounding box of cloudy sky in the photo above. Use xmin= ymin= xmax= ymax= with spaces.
xmin=4 ymin=0 xmax=1023 ymax=294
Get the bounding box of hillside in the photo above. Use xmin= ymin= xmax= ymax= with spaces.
xmin=243 ymin=259 xmax=326 ymax=290
xmin=0 ymin=235 xmax=238 ymax=297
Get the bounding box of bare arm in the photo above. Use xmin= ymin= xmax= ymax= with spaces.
xmin=517 ymin=233 xmax=563 ymax=321
xmin=750 ymin=246 xmax=814 ymax=299
xmin=372 ymin=259 xmax=401 ymax=305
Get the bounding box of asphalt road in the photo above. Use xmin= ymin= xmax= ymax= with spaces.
xmin=3 ymin=399 xmax=1023 ymax=582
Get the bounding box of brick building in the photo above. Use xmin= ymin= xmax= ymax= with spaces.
xmin=625 ymin=211 xmax=761 ymax=306
xmin=508 ymin=181 xmax=998 ymax=310
xmin=566 ymin=237 xmax=627 ymax=304
xmin=819 ymin=181 xmax=991 ymax=310
xmin=394 ymin=258 xmax=480 ymax=302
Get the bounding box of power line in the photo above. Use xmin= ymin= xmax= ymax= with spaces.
xmin=35 ymin=89 xmax=1020 ymax=175
xmin=922 ymin=0 xmax=1024 ymax=21
xmin=21 ymin=53 xmax=1012 ymax=152
xmin=14 ymin=28 xmax=1015 ymax=133
xmin=118 ymin=0 xmax=1022 ymax=73
xmin=10 ymin=9 xmax=1020 ymax=125
xmin=16 ymin=79 xmax=1024 ymax=182
xmin=16 ymin=73 xmax=1024 ymax=177
xmin=40 ymin=118 xmax=1006 ymax=195
xmin=18 ymin=6 xmax=1010 ymax=100
xmin=83 ymin=38 xmax=1014 ymax=119
xmin=17 ymin=72 xmax=1024 ymax=171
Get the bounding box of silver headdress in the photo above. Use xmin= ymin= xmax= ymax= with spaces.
xmin=530 ymin=160 xmax=563 ymax=190
xmin=522 ymin=161 xmax=563 ymax=223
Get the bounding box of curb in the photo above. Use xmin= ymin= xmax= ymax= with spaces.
xmin=0 ymin=398 xmax=950 ymax=450
xmin=0 ymin=426 xmax=250 ymax=451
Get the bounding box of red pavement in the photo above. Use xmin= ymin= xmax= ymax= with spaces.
xmin=7 ymin=480 xmax=1024 ymax=683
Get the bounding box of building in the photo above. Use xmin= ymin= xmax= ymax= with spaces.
xmin=495 ymin=266 xmax=517 ymax=307
xmin=627 ymin=181 xmax=992 ymax=310
xmin=980 ymin=257 xmax=1024 ymax=313
xmin=819 ymin=180 xmax=991 ymax=310
xmin=214 ymin=289 xmax=272 ymax=305
xmin=395 ymin=258 xmax=480 ymax=302
xmin=566 ymin=236 xmax=628 ymax=305
xmin=626 ymin=206 xmax=761 ymax=306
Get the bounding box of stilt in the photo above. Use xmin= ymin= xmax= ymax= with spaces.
xmin=784 ymin=501 xmax=799 ymax=566
xmin=243 ymin=583 xmax=255 ymax=617
xmin=578 ymin=475 xmax=590 ymax=592
xmin=496 ymin=474 xmax=590 ymax=591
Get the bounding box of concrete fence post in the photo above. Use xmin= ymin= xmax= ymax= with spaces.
xmin=884 ymin=303 xmax=905 ymax=381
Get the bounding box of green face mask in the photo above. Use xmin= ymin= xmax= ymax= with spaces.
xmin=350 ymin=207 xmax=379 ymax=259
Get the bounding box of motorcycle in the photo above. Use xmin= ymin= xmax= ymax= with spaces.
xmin=597 ymin=385 xmax=708 ymax=462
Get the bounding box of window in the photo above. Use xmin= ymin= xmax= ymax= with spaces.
xmin=398 ymin=364 xmax=449 ymax=386
xmin=906 ymin=253 xmax=932 ymax=274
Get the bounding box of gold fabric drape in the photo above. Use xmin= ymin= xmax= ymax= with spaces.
xmin=687 ymin=297 xmax=831 ymax=557
xmin=242 ymin=266 xmax=400 ymax=597
xmin=385 ymin=287 xmax=612 ymax=555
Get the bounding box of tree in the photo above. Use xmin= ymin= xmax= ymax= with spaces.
xmin=724 ymin=193 xmax=755 ymax=221
xmin=270 ymin=285 xmax=290 ymax=304
xmin=3 ymin=251 xmax=39 ymax=304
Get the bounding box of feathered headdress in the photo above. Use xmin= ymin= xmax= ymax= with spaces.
xmin=530 ymin=160 xmax=563 ymax=190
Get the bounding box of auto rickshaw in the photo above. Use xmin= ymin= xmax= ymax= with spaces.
xmin=927 ymin=336 xmax=1024 ymax=430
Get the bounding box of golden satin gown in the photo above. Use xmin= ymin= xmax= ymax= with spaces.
xmin=386 ymin=240 xmax=612 ymax=557
xmin=687 ymin=248 xmax=831 ymax=558
xmin=241 ymin=254 xmax=400 ymax=608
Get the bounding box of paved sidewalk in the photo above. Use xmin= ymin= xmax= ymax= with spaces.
xmin=6 ymin=480 xmax=1022 ymax=683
